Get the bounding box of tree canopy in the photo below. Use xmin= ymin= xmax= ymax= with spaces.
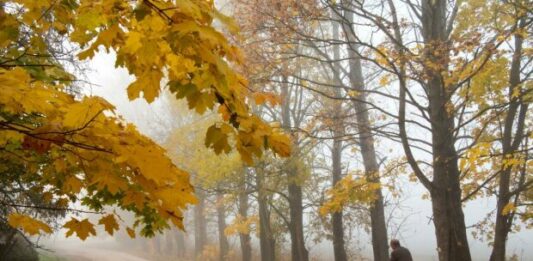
xmin=0 ymin=0 xmax=289 ymax=240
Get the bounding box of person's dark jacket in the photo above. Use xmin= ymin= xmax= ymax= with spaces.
xmin=390 ymin=246 xmax=413 ymax=261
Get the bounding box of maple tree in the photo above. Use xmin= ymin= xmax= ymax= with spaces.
xmin=0 ymin=0 xmax=289 ymax=243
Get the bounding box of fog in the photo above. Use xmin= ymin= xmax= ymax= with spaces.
xmin=35 ymin=51 xmax=533 ymax=261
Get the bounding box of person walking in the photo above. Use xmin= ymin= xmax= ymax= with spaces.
xmin=390 ymin=239 xmax=413 ymax=261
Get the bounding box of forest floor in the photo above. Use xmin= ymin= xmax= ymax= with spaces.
xmin=39 ymin=247 xmax=149 ymax=261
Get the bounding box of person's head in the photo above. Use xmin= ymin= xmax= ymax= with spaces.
xmin=390 ymin=239 xmax=401 ymax=250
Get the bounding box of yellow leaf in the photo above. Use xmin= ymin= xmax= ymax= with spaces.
xmin=205 ymin=124 xmax=232 ymax=154
xmin=155 ymin=189 xmax=187 ymax=210
xmin=123 ymin=31 xmax=143 ymax=53
xmin=0 ymin=130 xmax=24 ymax=146
xmin=122 ymin=191 xmax=146 ymax=210
xmin=347 ymin=90 xmax=359 ymax=97
xmin=127 ymin=70 xmax=163 ymax=103
xmin=8 ymin=213 xmax=52 ymax=236
xmin=214 ymin=9 xmax=240 ymax=34
xmin=379 ymin=75 xmax=391 ymax=86
xmin=218 ymin=104 xmax=231 ymax=121
xmin=126 ymin=227 xmax=136 ymax=238
xmin=253 ymin=92 xmax=280 ymax=106
xmin=90 ymin=172 xmax=128 ymax=195
xmin=267 ymin=132 xmax=291 ymax=157
xmin=64 ymin=218 xmax=96 ymax=240
xmin=62 ymin=176 xmax=83 ymax=194
xmin=502 ymin=203 xmax=516 ymax=216
xmin=63 ymin=96 xmax=114 ymax=128
xmin=98 ymin=214 xmax=119 ymax=236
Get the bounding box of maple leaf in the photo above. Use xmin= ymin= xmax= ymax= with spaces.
xmin=253 ymin=92 xmax=280 ymax=106
xmin=62 ymin=176 xmax=83 ymax=194
xmin=126 ymin=227 xmax=136 ymax=238
xmin=127 ymin=70 xmax=163 ymax=103
xmin=122 ymin=191 xmax=147 ymax=210
xmin=63 ymin=97 xmax=114 ymax=128
xmin=8 ymin=213 xmax=52 ymax=236
xmin=267 ymin=132 xmax=291 ymax=157
xmin=90 ymin=172 xmax=128 ymax=195
xmin=205 ymin=124 xmax=232 ymax=154
xmin=98 ymin=214 xmax=119 ymax=236
xmin=64 ymin=218 xmax=96 ymax=240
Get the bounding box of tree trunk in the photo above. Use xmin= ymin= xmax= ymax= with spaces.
xmin=281 ymin=77 xmax=309 ymax=261
xmin=194 ymin=189 xmax=207 ymax=258
xmin=344 ymin=11 xmax=389 ymax=261
xmin=490 ymin=21 xmax=526 ymax=261
xmin=421 ymin=1 xmax=471 ymax=260
xmin=217 ymin=190 xmax=229 ymax=261
xmin=331 ymin=138 xmax=348 ymax=261
xmin=165 ymin=230 xmax=174 ymax=255
xmin=330 ymin=15 xmax=348 ymax=261
xmin=175 ymin=230 xmax=186 ymax=258
xmin=288 ymin=180 xmax=308 ymax=261
xmin=238 ymin=173 xmax=252 ymax=261
xmin=256 ymin=165 xmax=276 ymax=261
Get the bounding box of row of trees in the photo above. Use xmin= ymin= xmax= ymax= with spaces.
xmin=171 ymin=0 xmax=532 ymax=261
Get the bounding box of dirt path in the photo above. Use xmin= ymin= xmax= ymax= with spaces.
xmin=50 ymin=247 xmax=149 ymax=261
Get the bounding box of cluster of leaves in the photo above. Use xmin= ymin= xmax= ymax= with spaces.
xmin=1 ymin=0 xmax=289 ymax=240
xmin=164 ymin=111 xmax=245 ymax=188
xmin=1 ymin=150 xmax=67 ymax=240
xmin=224 ymin=214 xmax=258 ymax=236
xmin=70 ymin=0 xmax=291 ymax=163
xmin=319 ymin=174 xmax=381 ymax=216
xmin=1 ymin=66 xmax=195 ymax=238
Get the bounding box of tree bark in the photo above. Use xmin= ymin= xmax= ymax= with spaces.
xmin=343 ymin=10 xmax=389 ymax=261
xmin=151 ymin=235 xmax=162 ymax=255
xmin=287 ymin=179 xmax=308 ymax=261
xmin=281 ymin=77 xmax=309 ymax=261
xmin=175 ymin=230 xmax=186 ymax=258
xmin=330 ymin=15 xmax=348 ymax=261
xmin=331 ymin=138 xmax=348 ymax=261
xmin=238 ymin=173 xmax=252 ymax=261
xmin=165 ymin=230 xmax=174 ymax=255
xmin=420 ymin=1 xmax=471 ymax=260
xmin=256 ymin=165 xmax=276 ymax=261
xmin=194 ymin=189 xmax=207 ymax=258
xmin=490 ymin=19 xmax=526 ymax=261
xmin=217 ymin=190 xmax=229 ymax=261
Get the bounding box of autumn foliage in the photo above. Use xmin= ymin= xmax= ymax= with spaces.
xmin=0 ymin=0 xmax=289 ymax=240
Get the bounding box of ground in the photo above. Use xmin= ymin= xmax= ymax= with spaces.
xmin=39 ymin=248 xmax=148 ymax=261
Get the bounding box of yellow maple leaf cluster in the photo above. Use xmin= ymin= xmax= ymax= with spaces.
xmin=7 ymin=213 xmax=52 ymax=236
xmin=1 ymin=0 xmax=290 ymax=240
xmin=224 ymin=214 xmax=259 ymax=236
xmin=319 ymin=174 xmax=381 ymax=216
